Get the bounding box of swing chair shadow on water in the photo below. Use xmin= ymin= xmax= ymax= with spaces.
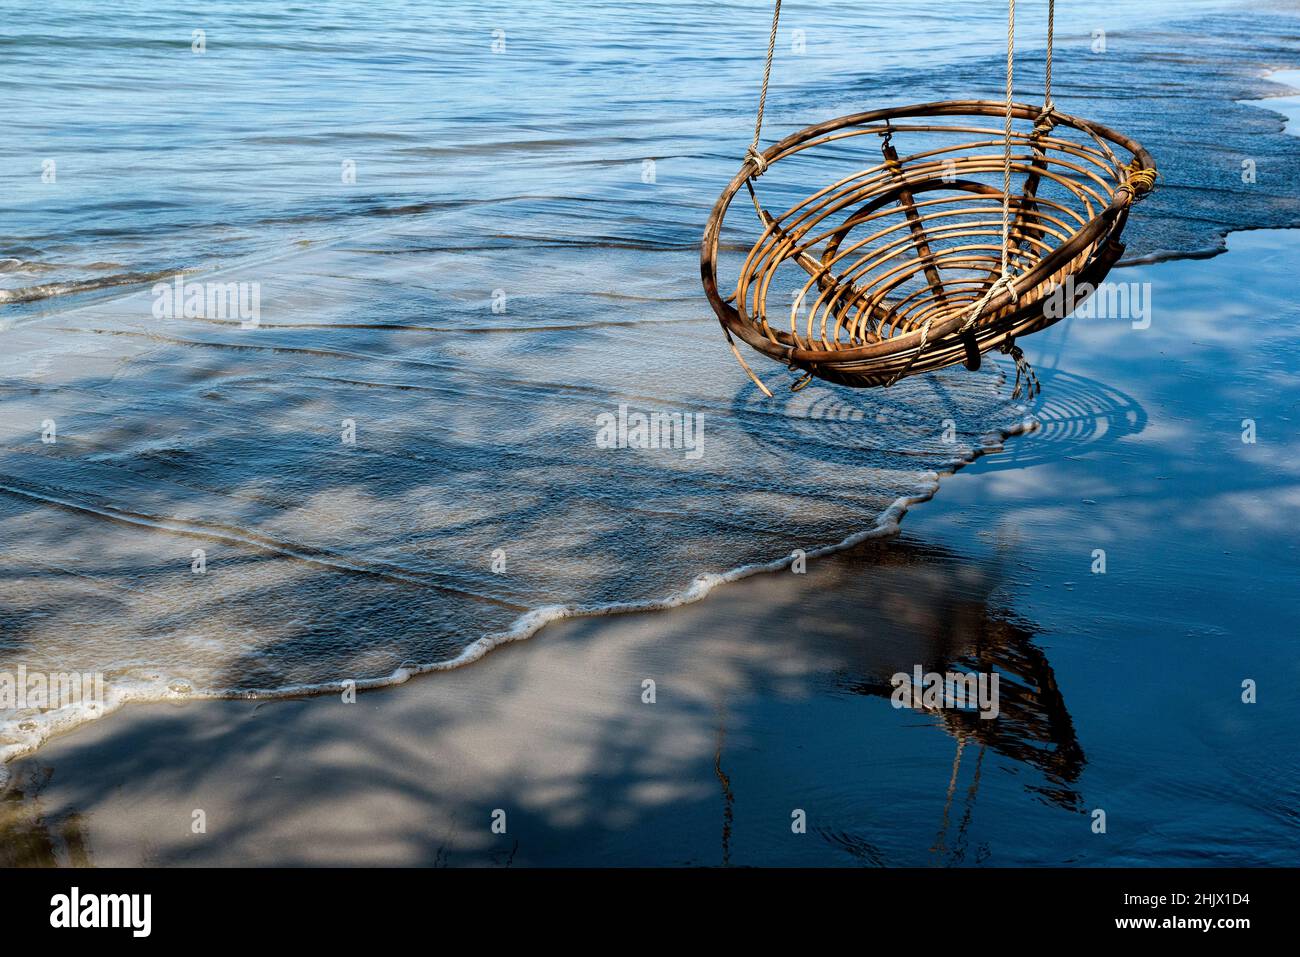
xmin=701 ymin=0 xmax=1157 ymax=400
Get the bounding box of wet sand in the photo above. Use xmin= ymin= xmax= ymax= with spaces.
xmin=5 ymin=229 xmax=1298 ymax=867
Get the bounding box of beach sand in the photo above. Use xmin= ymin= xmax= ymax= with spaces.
xmin=5 ymin=229 xmax=1298 ymax=867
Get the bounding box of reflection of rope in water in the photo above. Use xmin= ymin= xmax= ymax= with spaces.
xmin=930 ymin=734 xmax=988 ymax=862
xmin=714 ymin=718 xmax=734 ymax=868
xmin=931 ymin=734 xmax=967 ymax=856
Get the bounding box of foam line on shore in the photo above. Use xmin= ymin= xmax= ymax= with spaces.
xmin=0 ymin=411 xmax=1037 ymax=787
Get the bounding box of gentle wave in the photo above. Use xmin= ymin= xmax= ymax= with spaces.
xmin=0 ymin=411 xmax=1035 ymax=784
xmin=0 ymin=269 xmax=183 ymax=305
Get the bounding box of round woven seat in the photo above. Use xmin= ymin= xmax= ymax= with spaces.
xmin=701 ymin=100 xmax=1156 ymax=390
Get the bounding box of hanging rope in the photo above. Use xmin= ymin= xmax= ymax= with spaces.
xmin=885 ymin=0 xmax=1019 ymax=387
xmin=1044 ymin=0 xmax=1054 ymax=111
xmin=1035 ymin=0 xmax=1059 ymax=135
xmin=997 ymin=0 xmax=1016 ymax=281
xmin=746 ymin=0 xmax=783 ymax=175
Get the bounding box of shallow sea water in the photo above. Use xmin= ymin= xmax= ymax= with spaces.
xmin=1 ymin=0 xmax=1299 ymax=770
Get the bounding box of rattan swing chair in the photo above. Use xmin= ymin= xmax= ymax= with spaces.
xmin=700 ymin=0 xmax=1157 ymax=398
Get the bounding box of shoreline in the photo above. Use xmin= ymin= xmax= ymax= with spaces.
xmin=0 ymin=403 xmax=1037 ymax=782
xmin=10 ymin=51 xmax=1300 ymax=760
xmin=6 ymin=228 xmax=1298 ymax=866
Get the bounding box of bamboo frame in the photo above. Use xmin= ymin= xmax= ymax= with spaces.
xmin=701 ymin=100 xmax=1156 ymax=389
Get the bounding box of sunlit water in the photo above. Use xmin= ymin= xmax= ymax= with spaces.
xmin=1 ymin=0 xmax=1298 ymax=773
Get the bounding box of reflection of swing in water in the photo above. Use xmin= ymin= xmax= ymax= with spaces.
xmin=702 ymin=0 xmax=1157 ymax=396
xmin=838 ymin=596 xmax=1086 ymax=812
xmin=691 ymin=530 xmax=1086 ymax=864
xmin=742 ymin=535 xmax=1088 ymax=865
xmin=841 ymin=574 xmax=1086 ymax=863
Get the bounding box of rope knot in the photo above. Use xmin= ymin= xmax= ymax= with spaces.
xmin=745 ymin=145 xmax=770 ymax=176
xmin=1033 ymin=102 xmax=1060 ymax=136
xmin=957 ymin=272 xmax=1017 ymax=334
xmin=1120 ymin=161 xmax=1158 ymax=200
